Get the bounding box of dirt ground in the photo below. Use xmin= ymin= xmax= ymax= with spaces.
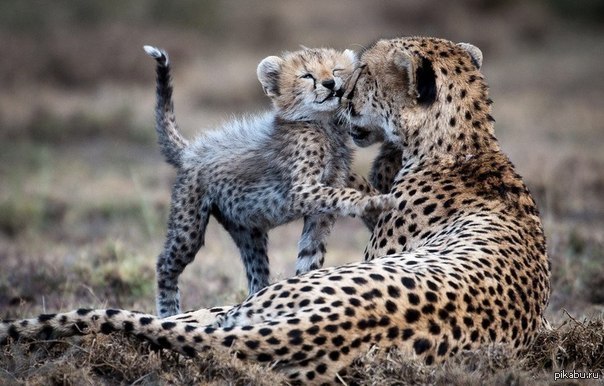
xmin=0 ymin=1 xmax=603 ymax=384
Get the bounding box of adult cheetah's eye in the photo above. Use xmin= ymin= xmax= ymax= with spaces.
xmin=301 ymin=73 xmax=315 ymax=80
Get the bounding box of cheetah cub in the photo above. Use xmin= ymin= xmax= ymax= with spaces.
xmin=144 ymin=45 xmax=392 ymax=317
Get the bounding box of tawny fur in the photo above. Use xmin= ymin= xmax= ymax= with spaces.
xmin=1 ymin=37 xmax=550 ymax=385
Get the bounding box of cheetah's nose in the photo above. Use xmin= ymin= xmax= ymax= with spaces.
xmin=322 ymin=79 xmax=336 ymax=90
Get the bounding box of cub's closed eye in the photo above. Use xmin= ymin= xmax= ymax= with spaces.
xmin=301 ymin=73 xmax=315 ymax=80
xmin=332 ymin=68 xmax=344 ymax=75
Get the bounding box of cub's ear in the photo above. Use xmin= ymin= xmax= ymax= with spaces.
xmin=257 ymin=56 xmax=284 ymax=97
xmin=391 ymin=50 xmax=436 ymax=105
xmin=457 ymin=42 xmax=483 ymax=70
xmin=343 ymin=49 xmax=357 ymax=64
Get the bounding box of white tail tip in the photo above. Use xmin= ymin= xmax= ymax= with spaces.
xmin=143 ymin=45 xmax=163 ymax=59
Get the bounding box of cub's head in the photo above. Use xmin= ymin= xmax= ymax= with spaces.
xmin=257 ymin=48 xmax=356 ymax=121
xmin=343 ymin=37 xmax=495 ymax=157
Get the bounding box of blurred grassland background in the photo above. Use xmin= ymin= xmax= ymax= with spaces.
xmin=0 ymin=0 xmax=603 ymax=384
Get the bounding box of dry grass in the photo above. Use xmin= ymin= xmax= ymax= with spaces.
xmin=1 ymin=0 xmax=603 ymax=384
xmin=2 ymin=316 xmax=603 ymax=385
xmin=1 ymin=334 xmax=287 ymax=385
xmin=345 ymin=317 xmax=604 ymax=385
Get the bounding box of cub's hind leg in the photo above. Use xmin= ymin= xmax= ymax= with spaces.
xmin=226 ymin=226 xmax=270 ymax=295
xmin=156 ymin=173 xmax=211 ymax=317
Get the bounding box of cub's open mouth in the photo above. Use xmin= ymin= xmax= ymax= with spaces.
xmin=316 ymin=85 xmax=347 ymax=104
xmin=317 ymin=92 xmax=337 ymax=104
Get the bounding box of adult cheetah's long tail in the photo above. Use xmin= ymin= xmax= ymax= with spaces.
xmin=0 ymin=308 xmax=319 ymax=381
xmin=143 ymin=45 xmax=189 ymax=168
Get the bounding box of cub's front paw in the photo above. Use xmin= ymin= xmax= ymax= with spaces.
xmin=361 ymin=194 xmax=397 ymax=214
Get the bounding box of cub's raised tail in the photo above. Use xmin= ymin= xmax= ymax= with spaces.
xmin=144 ymin=45 xmax=189 ymax=168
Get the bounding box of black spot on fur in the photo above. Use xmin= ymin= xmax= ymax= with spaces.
xmin=321 ymin=287 xmax=336 ymax=295
xmin=413 ymin=338 xmax=432 ymax=355
xmin=387 ymin=285 xmax=401 ymax=298
xmin=316 ymin=363 xmax=327 ymax=374
xmin=185 ymin=324 xmax=197 ymax=332
xmin=437 ymin=340 xmax=449 ymax=356
xmin=222 ymin=335 xmax=237 ymax=347
xmin=139 ymin=317 xmax=153 ymax=325
xmin=100 ymin=322 xmax=116 ymax=334
xmin=423 ymin=203 xmax=437 ymax=215
xmin=331 ymin=335 xmax=345 ymax=346
xmin=123 ymin=321 xmax=134 ymax=332
xmin=157 ymin=336 xmax=172 ymax=349
xmin=329 ymin=351 xmax=340 ymax=361
xmin=402 ymin=328 xmax=414 ymax=340
xmin=38 ymin=314 xmax=56 ymax=323
xmin=39 ymin=325 xmax=55 ymax=339
xmin=243 ymin=339 xmax=259 ymax=349
xmin=8 ymin=325 xmax=20 ymax=340
xmin=385 ymin=300 xmax=398 ymax=313
xmin=369 ymin=273 xmax=385 ymax=281
xmin=342 ymin=286 xmax=356 ymax=295
xmin=401 ymin=277 xmax=416 ymax=289
xmin=416 ymin=57 xmax=437 ymax=105
xmin=405 ymin=309 xmax=421 ymax=323
xmin=182 ymin=345 xmax=196 ymax=357
xmin=257 ymin=353 xmax=273 ymax=362
xmin=72 ymin=321 xmax=88 ymax=334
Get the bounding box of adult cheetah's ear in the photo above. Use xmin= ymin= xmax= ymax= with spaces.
xmin=457 ymin=42 xmax=483 ymax=70
xmin=392 ymin=51 xmax=436 ymax=105
xmin=257 ymin=56 xmax=284 ymax=98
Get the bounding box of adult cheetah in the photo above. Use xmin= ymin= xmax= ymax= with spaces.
xmin=143 ymin=46 xmax=391 ymax=317
xmin=0 ymin=37 xmax=550 ymax=384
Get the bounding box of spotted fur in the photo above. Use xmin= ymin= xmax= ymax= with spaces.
xmin=1 ymin=37 xmax=550 ymax=384
xmin=144 ymin=46 xmax=391 ymax=317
